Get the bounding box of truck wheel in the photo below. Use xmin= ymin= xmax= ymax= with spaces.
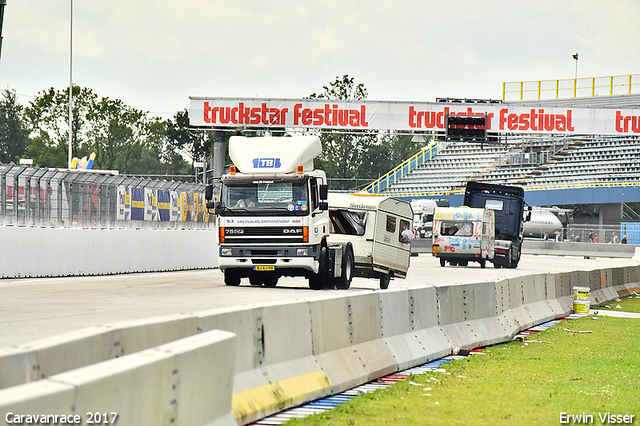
xmin=479 ymin=259 xmax=486 ymax=268
xmin=439 ymin=258 xmax=446 ymax=267
xmin=263 ymin=275 xmax=278 ymax=287
xmin=224 ymin=270 xmax=241 ymax=286
xmin=334 ymin=246 xmax=354 ymax=290
xmin=249 ymin=276 xmax=262 ymax=286
xmin=309 ymin=246 xmax=327 ymax=290
xmin=379 ymin=273 xmax=391 ymax=290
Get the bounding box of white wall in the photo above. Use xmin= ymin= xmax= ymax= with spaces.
xmin=0 ymin=227 xmax=219 ymax=278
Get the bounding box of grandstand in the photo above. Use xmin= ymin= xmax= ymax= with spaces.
xmin=366 ymin=92 xmax=640 ymax=229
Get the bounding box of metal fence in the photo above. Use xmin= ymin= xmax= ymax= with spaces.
xmin=0 ymin=163 xmax=215 ymax=229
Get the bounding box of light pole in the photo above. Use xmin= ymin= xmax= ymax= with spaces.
xmin=68 ymin=0 xmax=73 ymax=169
xmin=0 ymin=0 xmax=6 ymax=64
xmin=572 ymin=53 xmax=579 ymax=79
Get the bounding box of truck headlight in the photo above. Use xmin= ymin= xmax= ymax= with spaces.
xmin=221 ymin=248 xmax=233 ymax=256
xmin=296 ymin=248 xmax=309 ymax=256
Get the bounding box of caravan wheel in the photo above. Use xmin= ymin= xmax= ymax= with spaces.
xmin=379 ymin=273 xmax=391 ymax=290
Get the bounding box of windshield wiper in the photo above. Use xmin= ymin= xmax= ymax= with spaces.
xmin=229 ymin=207 xmax=257 ymax=216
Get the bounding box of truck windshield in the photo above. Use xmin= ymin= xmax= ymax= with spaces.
xmin=220 ymin=180 xmax=309 ymax=216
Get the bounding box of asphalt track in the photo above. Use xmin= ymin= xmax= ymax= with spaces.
xmin=0 ymin=254 xmax=633 ymax=348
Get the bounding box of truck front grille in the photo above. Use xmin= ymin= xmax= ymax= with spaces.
xmin=222 ymin=226 xmax=306 ymax=244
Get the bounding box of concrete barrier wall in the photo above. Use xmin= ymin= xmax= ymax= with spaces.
xmin=1 ymin=263 xmax=638 ymax=425
xmin=0 ymin=330 xmax=237 ymax=426
xmin=410 ymin=238 xmax=637 ymax=258
xmin=0 ymin=227 xmax=218 ymax=278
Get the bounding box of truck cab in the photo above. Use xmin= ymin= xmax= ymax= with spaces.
xmin=463 ymin=181 xmax=529 ymax=268
xmin=206 ymin=136 xmax=354 ymax=289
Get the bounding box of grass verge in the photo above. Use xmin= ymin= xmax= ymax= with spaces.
xmin=285 ymin=296 xmax=640 ymax=426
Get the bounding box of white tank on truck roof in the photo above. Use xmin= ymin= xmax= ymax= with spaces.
xmin=229 ymin=135 xmax=322 ymax=174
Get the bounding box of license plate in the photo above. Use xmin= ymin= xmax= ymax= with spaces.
xmin=254 ymin=265 xmax=275 ymax=271
xmin=432 ymin=246 xmax=440 ymax=252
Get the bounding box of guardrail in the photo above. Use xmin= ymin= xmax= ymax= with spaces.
xmin=502 ymin=73 xmax=640 ymax=101
xmin=0 ymin=163 xmax=214 ymax=229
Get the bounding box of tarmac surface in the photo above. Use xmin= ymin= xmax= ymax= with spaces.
xmin=0 ymin=254 xmax=634 ymax=348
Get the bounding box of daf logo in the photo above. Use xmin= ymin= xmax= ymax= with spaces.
xmin=283 ymin=228 xmax=302 ymax=234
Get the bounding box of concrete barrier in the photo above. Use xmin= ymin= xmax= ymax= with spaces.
xmin=0 ymin=314 xmax=200 ymax=390
xmin=410 ymin=237 xmax=638 ymax=258
xmin=1 ymin=263 xmax=638 ymax=425
xmin=0 ymin=330 xmax=237 ymax=426
xmin=0 ymin=227 xmax=218 ymax=278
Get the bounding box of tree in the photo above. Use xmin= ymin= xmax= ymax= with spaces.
xmin=22 ymin=86 xmax=183 ymax=175
xmin=0 ymin=89 xmax=29 ymax=163
xmin=308 ymin=75 xmax=378 ymax=190
xmin=23 ymin=86 xmax=97 ymax=168
xmin=362 ymin=133 xmax=426 ymax=180
xmin=86 ymin=97 xmax=163 ymax=173
xmin=166 ymin=109 xmax=211 ymax=169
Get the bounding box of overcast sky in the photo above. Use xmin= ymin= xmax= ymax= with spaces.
xmin=1 ymin=1 xmax=639 ymax=119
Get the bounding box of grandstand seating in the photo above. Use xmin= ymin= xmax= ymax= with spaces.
xmin=379 ymin=135 xmax=640 ymax=195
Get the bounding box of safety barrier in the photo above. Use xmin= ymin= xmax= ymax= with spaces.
xmin=0 ymin=163 xmax=213 ymax=229
xmin=0 ymin=264 xmax=638 ymax=425
xmin=0 ymin=330 xmax=237 ymax=426
xmin=502 ymin=73 xmax=640 ymax=101
xmin=0 ymin=227 xmax=219 ymax=278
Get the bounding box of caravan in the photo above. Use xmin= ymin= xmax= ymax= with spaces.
xmin=328 ymin=193 xmax=413 ymax=289
xmin=431 ymin=206 xmax=495 ymax=268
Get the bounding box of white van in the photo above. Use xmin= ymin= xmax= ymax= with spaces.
xmin=431 ymin=207 xmax=495 ymax=268
xmin=327 ymin=193 xmax=413 ymax=289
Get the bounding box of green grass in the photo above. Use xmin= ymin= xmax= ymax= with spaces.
xmin=285 ymin=297 xmax=640 ymax=426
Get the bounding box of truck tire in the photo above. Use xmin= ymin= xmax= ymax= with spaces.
xmin=309 ymin=246 xmax=327 ymax=290
xmin=439 ymin=258 xmax=446 ymax=267
xmin=379 ymin=273 xmax=391 ymax=290
xmin=249 ymin=276 xmax=262 ymax=286
xmin=224 ymin=270 xmax=241 ymax=286
xmin=263 ymin=274 xmax=278 ymax=287
xmin=334 ymin=246 xmax=354 ymax=290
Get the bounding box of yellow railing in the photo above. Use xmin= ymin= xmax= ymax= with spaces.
xmin=502 ymin=74 xmax=640 ymax=101
xmin=380 ymin=180 xmax=640 ymax=198
xmin=362 ymin=139 xmax=447 ymax=194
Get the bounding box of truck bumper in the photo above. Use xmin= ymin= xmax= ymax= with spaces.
xmin=218 ymin=244 xmax=320 ymax=274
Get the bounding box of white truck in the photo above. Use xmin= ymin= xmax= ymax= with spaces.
xmin=205 ymin=135 xmax=410 ymax=290
xmin=431 ymin=206 xmax=495 ymax=268
xmin=327 ymin=193 xmax=413 ymax=289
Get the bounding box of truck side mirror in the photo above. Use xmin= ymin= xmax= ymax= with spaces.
xmin=319 ymin=184 xmax=328 ymax=200
xmin=525 ymin=206 xmax=532 ymax=222
xmin=210 ymin=200 xmax=221 ymax=215
xmin=318 ymin=201 xmax=329 ymax=211
xmin=205 ymin=184 xmax=213 ymax=201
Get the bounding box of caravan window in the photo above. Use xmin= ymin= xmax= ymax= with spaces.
xmin=441 ymin=221 xmax=473 ymax=237
xmin=329 ymin=209 xmax=367 ymax=236
xmin=399 ymin=219 xmax=411 ymax=241
xmin=386 ymin=215 xmax=396 ymax=233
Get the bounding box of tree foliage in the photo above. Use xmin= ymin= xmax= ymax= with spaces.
xmin=1 ymin=78 xmax=424 ymax=185
xmin=0 ymin=89 xmax=29 ymax=163
xmin=308 ymin=75 xmax=377 ymax=190
xmin=308 ymin=75 xmax=423 ymax=190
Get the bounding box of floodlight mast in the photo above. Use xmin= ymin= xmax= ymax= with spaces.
xmin=0 ymin=0 xmax=6 ymax=64
xmin=68 ymin=0 xmax=73 ymax=169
